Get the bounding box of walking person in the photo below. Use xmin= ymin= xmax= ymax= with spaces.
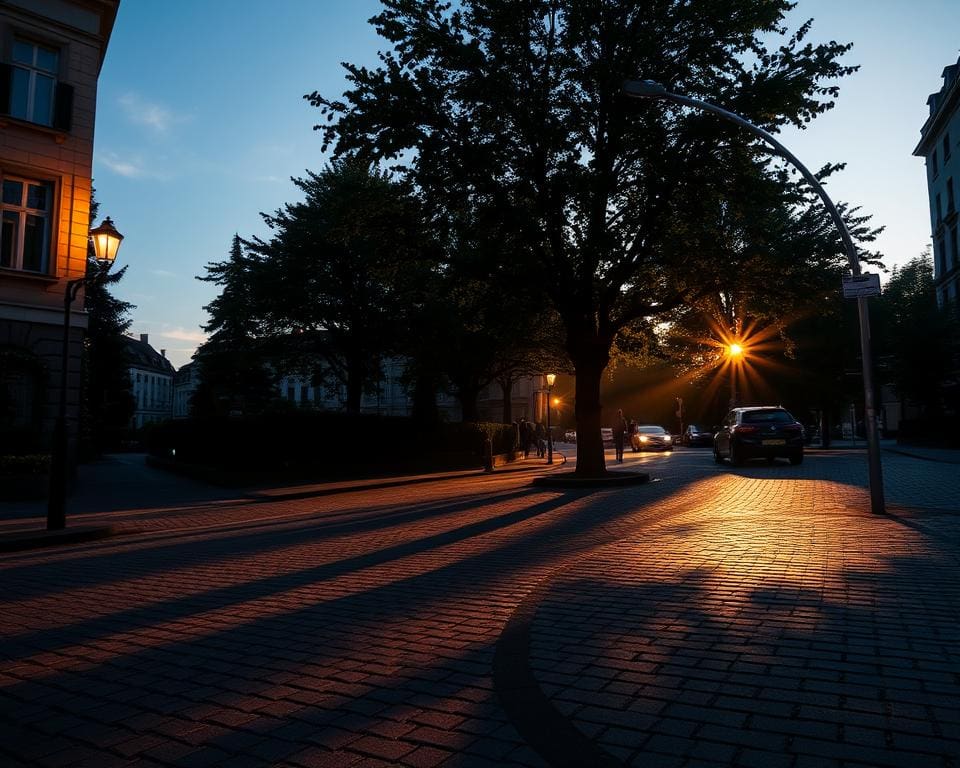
xmin=613 ymin=408 xmax=628 ymax=463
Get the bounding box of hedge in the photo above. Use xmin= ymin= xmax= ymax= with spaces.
xmin=145 ymin=413 xmax=518 ymax=475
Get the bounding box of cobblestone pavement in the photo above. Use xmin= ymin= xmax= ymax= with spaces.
xmin=1 ymin=448 xmax=958 ymax=767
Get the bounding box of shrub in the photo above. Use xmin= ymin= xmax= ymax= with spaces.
xmin=145 ymin=413 xmax=519 ymax=474
xmin=0 ymin=454 xmax=50 ymax=475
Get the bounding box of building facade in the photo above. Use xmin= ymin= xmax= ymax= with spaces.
xmin=172 ymin=360 xmax=198 ymax=419
xmin=915 ymin=55 xmax=960 ymax=308
xmin=122 ymin=333 xmax=175 ymax=429
xmin=0 ymin=0 xmax=119 ymax=452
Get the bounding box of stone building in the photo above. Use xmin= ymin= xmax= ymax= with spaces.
xmin=915 ymin=55 xmax=960 ymax=307
xmin=122 ymin=333 xmax=175 ymax=429
xmin=0 ymin=0 xmax=120 ymax=453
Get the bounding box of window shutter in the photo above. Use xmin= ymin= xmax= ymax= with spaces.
xmin=0 ymin=63 xmax=11 ymax=115
xmin=53 ymin=82 xmax=73 ymax=131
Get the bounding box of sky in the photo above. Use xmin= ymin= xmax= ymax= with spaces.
xmin=92 ymin=0 xmax=960 ymax=370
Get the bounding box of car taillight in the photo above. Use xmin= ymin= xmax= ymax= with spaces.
xmin=783 ymin=424 xmax=803 ymax=433
xmin=734 ymin=425 xmax=758 ymax=433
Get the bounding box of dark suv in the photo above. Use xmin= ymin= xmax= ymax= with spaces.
xmin=713 ymin=407 xmax=804 ymax=466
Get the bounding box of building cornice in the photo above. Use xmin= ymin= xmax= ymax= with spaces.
xmin=915 ymin=61 xmax=960 ymax=156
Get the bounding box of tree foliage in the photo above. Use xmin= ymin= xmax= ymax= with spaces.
xmin=874 ymin=253 xmax=959 ymax=416
xmin=80 ymin=192 xmax=135 ymax=455
xmin=308 ymin=0 xmax=866 ymax=474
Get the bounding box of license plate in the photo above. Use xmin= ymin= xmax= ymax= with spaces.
xmin=762 ymin=439 xmax=786 ymax=446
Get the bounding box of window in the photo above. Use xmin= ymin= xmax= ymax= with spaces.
xmin=948 ymin=178 xmax=955 ymax=214
xmin=938 ymin=238 xmax=947 ymax=277
xmin=952 ymin=226 xmax=958 ymax=271
xmin=945 ymin=132 xmax=952 ymax=160
xmin=1 ymin=177 xmax=54 ymax=273
xmin=937 ymin=193 xmax=943 ymax=225
xmin=932 ymin=149 xmax=939 ymax=174
xmin=9 ymin=39 xmax=58 ymax=126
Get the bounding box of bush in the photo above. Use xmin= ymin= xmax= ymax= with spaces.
xmin=0 ymin=454 xmax=50 ymax=475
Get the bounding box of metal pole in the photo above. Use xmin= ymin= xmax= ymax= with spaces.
xmin=624 ymin=81 xmax=885 ymax=514
xmin=546 ymin=387 xmax=554 ymax=464
xmin=47 ymin=279 xmax=83 ymax=530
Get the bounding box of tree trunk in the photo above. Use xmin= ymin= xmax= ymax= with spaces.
xmin=458 ymin=386 xmax=480 ymax=422
xmin=411 ymin=374 xmax=439 ymax=425
xmin=499 ymin=375 xmax=514 ymax=423
xmin=568 ymin=327 xmax=610 ymax=477
xmin=345 ymin=357 xmax=364 ymax=414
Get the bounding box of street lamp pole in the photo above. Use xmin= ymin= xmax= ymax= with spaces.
xmin=624 ymin=80 xmax=885 ymax=515
xmin=545 ymin=373 xmax=556 ymax=465
xmin=47 ymin=217 xmax=124 ymax=531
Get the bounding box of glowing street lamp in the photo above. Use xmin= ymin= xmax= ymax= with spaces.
xmin=624 ymin=79 xmax=885 ymax=515
xmin=545 ymin=373 xmax=556 ymax=464
xmin=47 ymin=218 xmax=125 ymax=530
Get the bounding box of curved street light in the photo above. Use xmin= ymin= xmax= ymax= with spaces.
xmin=47 ymin=218 xmax=125 ymax=530
xmin=624 ymin=80 xmax=884 ymax=514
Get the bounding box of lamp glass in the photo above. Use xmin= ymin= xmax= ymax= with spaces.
xmin=89 ymin=217 xmax=124 ymax=266
xmin=546 ymin=373 xmax=557 ymax=387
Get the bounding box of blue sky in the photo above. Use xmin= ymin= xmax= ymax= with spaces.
xmin=93 ymin=0 xmax=960 ymax=369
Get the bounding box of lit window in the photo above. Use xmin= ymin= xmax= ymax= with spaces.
xmin=9 ymin=39 xmax=59 ymax=126
xmin=1 ymin=176 xmax=54 ymax=273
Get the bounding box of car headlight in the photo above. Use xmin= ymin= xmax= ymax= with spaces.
xmin=639 ymin=436 xmax=648 ymax=442
xmin=664 ymin=436 xmax=672 ymax=442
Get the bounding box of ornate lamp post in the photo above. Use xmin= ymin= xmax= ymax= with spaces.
xmin=545 ymin=373 xmax=556 ymax=464
xmin=47 ymin=217 xmax=124 ymax=530
xmin=624 ymin=80 xmax=885 ymax=515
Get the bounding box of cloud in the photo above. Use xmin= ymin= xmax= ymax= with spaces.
xmin=149 ymin=268 xmax=178 ymax=278
xmin=118 ymin=93 xmax=188 ymax=134
xmin=98 ymin=151 xmax=146 ymax=178
xmin=161 ymin=327 xmax=207 ymax=344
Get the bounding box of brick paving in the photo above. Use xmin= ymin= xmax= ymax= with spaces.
xmin=0 ymin=447 xmax=958 ymax=767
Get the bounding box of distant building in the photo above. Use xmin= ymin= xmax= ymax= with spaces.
xmin=172 ymin=360 xmax=198 ymax=419
xmin=0 ymin=0 xmax=120 ymax=453
xmin=915 ymin=55 xmax=960 ymax=307
xmin=122 ymin=334 xmax=174 ymax=428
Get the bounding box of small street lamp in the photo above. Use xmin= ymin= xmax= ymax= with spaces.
xmin=624 ymin=79 xmax=885 ymax=515
xmin=47 ymin=217 xmax=124 ymax=530
xmin=545 ymin=373 xmax=556 ymax=465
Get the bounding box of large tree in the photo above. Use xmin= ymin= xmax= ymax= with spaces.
xmin=310 ymin=0 xmax=861 ymax=475
xmin=247 ymin=160 xmax=428 ymax=413
xmin=194 ymin=234 xmax=277 ymax=416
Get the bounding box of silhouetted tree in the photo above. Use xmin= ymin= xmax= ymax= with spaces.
xmin=194 ymin=234 xmax=276 ymax=416
xmin=310 ymin=0 xmax=862 ymax=475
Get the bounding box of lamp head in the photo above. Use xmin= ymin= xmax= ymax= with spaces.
xmin=622 ymin=79 xmax=668 ymax=99
xmin=89 ymin=217 xmax=124 ymax=266
xmin=546 ymin=373 xmax=557 ymax=387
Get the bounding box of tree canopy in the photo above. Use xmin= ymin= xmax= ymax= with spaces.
xmin=308 ymin=0 xmax=868 ymax=474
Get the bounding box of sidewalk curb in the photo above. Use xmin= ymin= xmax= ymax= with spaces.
xmin=0 ymin=525 xmax=116 ymax=553
xmin=882 ymin=447 xmax=960 ymax=465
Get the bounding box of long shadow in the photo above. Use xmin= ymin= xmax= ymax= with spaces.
xmin=0 ymin=488 xmax=591 ymax=661
xmin=0 ymin=486 xmax=678 ymax=765
xmin=0 ymin=485 xmax=547 ymax=596
xmin=506 ymin=518 xmax=960 ymax=767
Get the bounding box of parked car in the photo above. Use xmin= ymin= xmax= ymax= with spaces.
xmin=681 ymin=423 xmax=714 ymax=447
xmin=630 ymin=425 xmax=674 ymax=452
xmin=713 ymin=406 xmax=804 ymax=466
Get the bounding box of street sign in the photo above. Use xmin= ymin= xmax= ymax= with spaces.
xmin=842 ymin=273 xmax=881 ymax=299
